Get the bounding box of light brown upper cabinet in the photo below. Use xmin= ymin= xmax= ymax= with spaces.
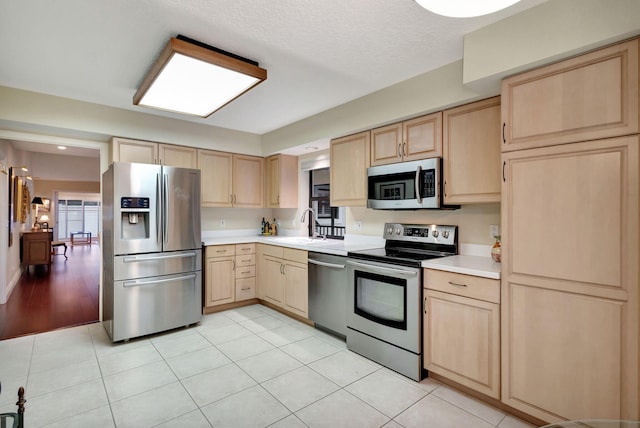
xmin=330 ymin=131 xmax=370 ymax=207
xmin=501 ymin=38 xmax=639 ymax=152
xmin=443 ymin=97 xmax=501 ymax=204
xmin=266 ymin=154 xmax=298 ymax=208
xmin=370 ymin=112 xmax=442 ymax=166
xmin=198 ymin=150 xmax=263 ymax=208
xmin=111 ymin=137 xmax=196 ymax=168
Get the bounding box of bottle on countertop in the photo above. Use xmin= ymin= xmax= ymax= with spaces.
xmin=264 ymin=220 xmax=270 ymax=235
xmin=261 ymin=217 xmax=266 ymax=234
xmin=271 ymin=218 xmax=278 ymax=236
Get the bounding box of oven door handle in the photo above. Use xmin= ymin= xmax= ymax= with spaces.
xmin=347 ymin=260 xmax=418 ymax=277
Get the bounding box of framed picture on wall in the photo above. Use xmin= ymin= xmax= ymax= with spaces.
xmin=40 ymin=198 xmax=50 ymax=213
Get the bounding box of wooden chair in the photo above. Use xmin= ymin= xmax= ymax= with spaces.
xmin=52 ymin=241 xmax=68 ymax=259
xmin=0 ymin=383 xmax=25 ymax=428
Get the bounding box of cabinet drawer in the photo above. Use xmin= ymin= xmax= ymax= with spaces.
xmin=236 ymin=243 xmax=256 ymax=254
xmin=235 ymin=254 xmax=255 ymax=267
xmin=284 ymin=248 xmax=307 ymax=264
xmin=236 ymin=265 xmax=256 ymax=279
xmin=206 ymin=245 xmax=236 ymax=258
xmin=424 ymin=269 xmax=499 ymax=304
xmin=260 ymin=244 xmax=284 ymax=258
xmin=236 ymin=277 xmax=256 ymax=301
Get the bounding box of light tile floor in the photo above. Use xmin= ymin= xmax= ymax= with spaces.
xmin=0 ymin=304 xmax=540 ymax=427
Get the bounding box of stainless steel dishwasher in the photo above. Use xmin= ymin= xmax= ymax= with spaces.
xmin=308 ymin=252 xmax=348 ymax=338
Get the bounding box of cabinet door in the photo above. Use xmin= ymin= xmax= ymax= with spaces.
xmin=402 ymin=112 xmax=443 ymax=161
xmin=443 ymin=97 xmax=501 ymax=204
xmin=503 ymin=284 xmax=625 ymax=422
xmin=330 ymin=131 xmax=370 ymax=206
xmin=205 ymin=256 xmax=235 ymax=307
xmin=266 ymin=155 xmax=298 ymax=208
xmin=424 ymin=290 xmax=500 ymax=399
xmin=112 ymin=138 xmax=158 ymax=164
xmin=371 ymin=123 xmax=402 ymax=166
xmin=233 ymin=154 xmax=264 ymax=208
xmin=501 ymin=38 xmax=638 ymax=151
xmin=159 ymin=144 xmax=197 ymax=168
xmin=501 ymin=136 xmax=639 ymax=421
xmin=502 ymin=136 xmax=638 ymax=299
xmin=198 ymin=150 xmax=233 ymax=207
xmin=284 ymin=261 xmax=308 ymax=318
xmin=263 ymin=256 xmax=284 ymax=306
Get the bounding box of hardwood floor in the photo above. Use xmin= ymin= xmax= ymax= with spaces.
xmin=0 ymin=243 xmax=100 ymax=340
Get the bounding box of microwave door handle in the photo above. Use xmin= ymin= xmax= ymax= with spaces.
xmin=415 ymin=165 xmax=423 ymax=204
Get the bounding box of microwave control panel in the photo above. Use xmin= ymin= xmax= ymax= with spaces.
xmin=421 ymin=169 xmax=436 ymax=198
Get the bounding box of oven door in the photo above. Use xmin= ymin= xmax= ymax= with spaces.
xmin=367 ymin=158 xmax=440 ymax=210
xmin=346 ymin=259 xmax=421 ymax=352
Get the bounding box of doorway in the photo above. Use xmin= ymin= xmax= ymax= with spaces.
xmin=0 ymin=137 xmax=106 ymax=339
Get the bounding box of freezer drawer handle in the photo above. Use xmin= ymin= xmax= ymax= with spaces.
xmin=124 ymin=274 xmax=197 ymax=287
xmin=122 ymin=252 xmax=198 ymax=263
xmin=308 ymin=259 xmax=346 ymax=269
xmin=347 ymin=260 xmax=417 ymax=277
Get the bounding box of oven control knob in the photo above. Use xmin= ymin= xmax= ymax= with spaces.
xmin=432 ymin=230 xmax=439 ymax=238
xmin=386 ymin=226 xmax=393 ymax=235
xmin=442 ymin=230 xmax=449 ymax=239
xmin=396 ymin=227 xmax=402 ymax=235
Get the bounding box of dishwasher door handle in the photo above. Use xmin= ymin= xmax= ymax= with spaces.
xmin=308 ymin=259 xmax=346 ymax=269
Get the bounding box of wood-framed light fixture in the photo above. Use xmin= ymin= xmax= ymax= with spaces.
xmin=133 ymin=35 xmax=267 ymax=117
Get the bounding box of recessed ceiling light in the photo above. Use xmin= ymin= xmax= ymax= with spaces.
xmin=134 ymin=35 xmax=267 ymax=117
xmin=58 ymin=146 xmax=67 ymax=150
xmin=415 ymin=0 xmax=522 ymax=17
xmin=305 ymin=146 xmax=319 ymax=151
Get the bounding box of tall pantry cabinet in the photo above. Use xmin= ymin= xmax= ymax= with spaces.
xmin=500 ymin=38 xmax=639 ymax=423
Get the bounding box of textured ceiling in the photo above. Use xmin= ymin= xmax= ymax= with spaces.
xmin=0 ymin=0 xmax=547 ymax=135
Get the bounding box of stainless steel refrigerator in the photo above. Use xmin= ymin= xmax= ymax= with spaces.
xmin=102 ymin=162 xmax=202 ymax=342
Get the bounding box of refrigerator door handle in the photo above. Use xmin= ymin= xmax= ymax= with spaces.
xmin=156 ymin=173 xmax=162 ymax=247
xmin=122 ymin=252 xmax=198 ymax=263
xmin=124 ymin=274 xmax=197 ymax=287
xmin=163 ymin=173 xmax=169 ymax=247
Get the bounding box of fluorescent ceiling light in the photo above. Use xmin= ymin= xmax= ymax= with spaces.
xmin=415 ymin=0 xmax=522 ymax=17
xmin=134 ymin=36 xmax=267 ymax=117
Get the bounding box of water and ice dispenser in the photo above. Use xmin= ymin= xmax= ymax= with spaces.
xmin=120 ymin=197 xmax=150 ymax=240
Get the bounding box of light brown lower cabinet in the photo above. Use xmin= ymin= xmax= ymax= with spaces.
xmin=423 ymin=269 xmax=501 ymax=399
xmin=257 ymin=244 xmax=308 ymax=318
xmin=205 ymin=243 xmax=256 ymax=307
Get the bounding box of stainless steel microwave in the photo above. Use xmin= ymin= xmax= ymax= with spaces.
xmin=367 ymin=158 xmax=448 ymax=209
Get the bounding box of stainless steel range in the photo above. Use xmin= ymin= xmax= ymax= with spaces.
xmin=346 ymin=223 xmax=458 ymax=381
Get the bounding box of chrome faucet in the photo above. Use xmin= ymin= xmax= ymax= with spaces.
xmin=300 ymin=207 xmax=325 ymax=240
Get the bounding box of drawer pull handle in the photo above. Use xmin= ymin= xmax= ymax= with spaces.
xmin=241 ymin=270 xmax=251 ymax=274
xmin=448 ymin=281 xmax=467 ymax=287
xmin=216 ymin=250 xmax=227 ymax=253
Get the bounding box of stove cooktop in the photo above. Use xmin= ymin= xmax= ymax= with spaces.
xmin=347 ymin=223 xmax=458 ymax=268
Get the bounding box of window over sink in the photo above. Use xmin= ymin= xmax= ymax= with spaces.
xmin=309 ymin=168 xmax=345 ymax=239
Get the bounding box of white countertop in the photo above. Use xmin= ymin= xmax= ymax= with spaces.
xmin=422 ymin=255 xmax=501 ymax=279
xmin=202 ymin=230 xmax=385 ymax=256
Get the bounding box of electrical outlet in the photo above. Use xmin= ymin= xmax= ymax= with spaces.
xmin=354 ymin=220 xmax=362 ymax=231
xmin=489 ymin=224 xmax=499 ymax=239
xmin=220 ymin=219 xmax=226 ymax=228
